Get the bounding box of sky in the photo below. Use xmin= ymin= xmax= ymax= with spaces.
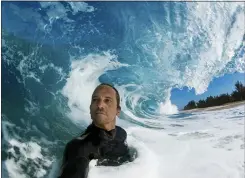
xmin=171 ymin=72 xmax=245 ymax=110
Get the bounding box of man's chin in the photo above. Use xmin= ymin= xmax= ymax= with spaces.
xmin=94 ymin=115 xmax=107 ymax=122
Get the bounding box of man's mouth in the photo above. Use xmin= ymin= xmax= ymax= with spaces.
xmin=96 ymin=112 xmax=105 ymax=115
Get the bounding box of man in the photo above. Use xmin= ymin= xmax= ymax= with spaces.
xmin=59 ymin=83 xmax=131 ymax=178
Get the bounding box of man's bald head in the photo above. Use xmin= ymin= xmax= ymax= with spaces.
xmin=93 ymin=83 xmax=120 ymax=109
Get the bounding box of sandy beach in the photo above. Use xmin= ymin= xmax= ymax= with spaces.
xmin=181 ymin=101 xmax=245 ymax=112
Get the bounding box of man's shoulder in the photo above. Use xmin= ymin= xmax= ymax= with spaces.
xmin=115 ymin=126 xmax=127 ymax=141
xmin=66 ymin=132 xmax=91 ymax=149
xmin=116 ymin=126 xmax=127 ymax=134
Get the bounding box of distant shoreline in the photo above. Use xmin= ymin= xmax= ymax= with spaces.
xmin=181 ymin=101 xmax=245 ymax=113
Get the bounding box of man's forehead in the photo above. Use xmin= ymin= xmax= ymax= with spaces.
xmin=92 ymin=85 xmax=116 ymax=96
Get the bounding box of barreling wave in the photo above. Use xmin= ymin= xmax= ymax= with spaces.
xmin=1 ymin=2 xmax=244 ymax=178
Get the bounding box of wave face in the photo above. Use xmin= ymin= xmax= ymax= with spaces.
xmin=2 ymin=2 xmax=244 ymax=178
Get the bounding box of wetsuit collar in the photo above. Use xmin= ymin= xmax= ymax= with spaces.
xmin=86 ymin=123 xmax=117 ymax=141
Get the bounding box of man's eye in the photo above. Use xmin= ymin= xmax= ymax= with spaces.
xmin=92 ymin=98 xmax=98 ymax=102
xmin=105 ymin=99 xmax=111 ymax=103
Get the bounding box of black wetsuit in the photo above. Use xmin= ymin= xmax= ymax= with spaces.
xmin=58 ymin=124 xmax=131 ymax=178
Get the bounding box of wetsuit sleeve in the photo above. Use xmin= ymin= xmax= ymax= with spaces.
xmin=58 ymin=141 xmax=90 ymax=178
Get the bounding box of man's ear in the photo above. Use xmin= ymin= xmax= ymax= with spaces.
xmin=116 ymin=106 xmax=121 ymax=116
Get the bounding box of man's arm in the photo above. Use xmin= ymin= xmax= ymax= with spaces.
xmin=58 ymin=140 xmax=90 ymax=178
xmin=58 ymin=157 xmax=90 ymax=178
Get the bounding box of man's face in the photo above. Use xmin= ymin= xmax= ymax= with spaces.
xmin=90 ymin=85 xmax=120 ymax=127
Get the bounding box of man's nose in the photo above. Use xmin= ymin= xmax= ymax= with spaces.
xmin=97 ymin=100 xmax=104 ymax=109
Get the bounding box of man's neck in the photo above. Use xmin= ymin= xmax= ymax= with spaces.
xmin=93 ymin=122 xmax=116 ymax=131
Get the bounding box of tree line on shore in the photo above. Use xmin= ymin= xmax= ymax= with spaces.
xmin=184 ymin=81 xmax=245 ymax=110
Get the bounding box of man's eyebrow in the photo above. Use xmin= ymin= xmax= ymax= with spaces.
xmin=105 ymin=96 xmax=113 ymax=99
xmin=92 ymin=95 xmax=113 ymax=99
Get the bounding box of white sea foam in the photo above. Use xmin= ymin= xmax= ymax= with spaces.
xmin=3 ymin=138 xmax=53 ymax=178
xmin=183 ymin=2 xmax=245 ymax=94
xmin=39 ymin=2 xmax=94 ymax=25
xmin=87 ymin=105 xmax=244 ymax=178
xmin=2 ymin=120 xmax=54 ymax=178
xmin=158 ymin=99 xmax=178 ymax=115
xmin=5 ymin=105 xmax=242 ymax=178
xmin=39 ymin=63 xmax=66 ymax=83
xmin=158 ymin=89 xmax=178 ymax=115
xmin=67 ymin=2 xmax=95 ymax=14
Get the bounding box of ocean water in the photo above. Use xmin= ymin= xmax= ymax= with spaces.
xmin=1 ymin=2 xmax=245 ymax=178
